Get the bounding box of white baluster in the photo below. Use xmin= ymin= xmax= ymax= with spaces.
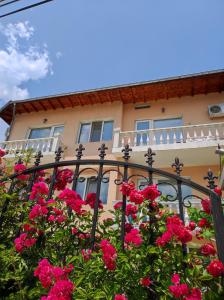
xmin=179 ymin=130 xmax=183 ymax=143
xmin=207 ymin=129 xmax=212 ymax=140
xmin=167 ymin=129 xmax=170 ymax=144
xmin=193 ymin=129 xmax=197 ymax=141
xmin=215 ymin=129 xmax=219 ymax=140
xmin=173 ymin=130 xmax=177 ymax=144
xmin=134 ymin=134 xmax=137 ymax=146
xmin=140 ymin=133 xmax=143 ymax=146
xmin=159 ymin=131 xmax=163 ymax=144
xmin=186 ymin=130 xmax=191 ymax=142
xmin=146 ymin=133 xmax=149 ymax=145
xmin=200 ymin=129 xmax=204 ymax=141
xmin=121 ymin=137 xmax=125 ymax=147
xmin=153 ymin=132 xmax=156 ymax=145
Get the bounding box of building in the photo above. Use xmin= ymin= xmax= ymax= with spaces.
xmin=0 ymin=70 xmax=224 ymax=214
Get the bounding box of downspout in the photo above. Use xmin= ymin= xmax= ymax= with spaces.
xmin=5 ymin=102 xmax=16 ymax=141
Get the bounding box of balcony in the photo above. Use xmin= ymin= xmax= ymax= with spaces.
xmin=112 ymin=122 xmax=224 ymax=166
xmin=0 ymin=136 xmax=63 ymax=159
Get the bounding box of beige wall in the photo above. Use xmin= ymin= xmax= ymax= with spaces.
xmin=10 ymin=101 xmax=123 ymax=157
xmin=8 ymin=91 xmax=224 ymax=157
xmin=122 ymin=92 xmax=224 ymax=131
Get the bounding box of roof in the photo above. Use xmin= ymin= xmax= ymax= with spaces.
xmin=1 ymin=69 xmax=224 ymax=124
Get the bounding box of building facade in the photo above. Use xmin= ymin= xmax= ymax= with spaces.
xmin=1 ymin=70 xmax=224 ymax=214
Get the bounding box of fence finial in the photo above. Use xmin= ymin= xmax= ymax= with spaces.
xmin=76 ymin=144 xmax=85 ymax=160
xmin=34 ymin=151 xmax=43 ymax=166
xmin=55 ymin=146 xmax=64 ymax=162
xmin=172 ymin=157 xmax=183 ymax=176
xmin=122 ymin=144 xmax=132 ymax=161
xmin=98 ymin=144 xmax=108 ymax=159
xmin=145 ymin=148 xmax=156 ymax=167
xmin=204 ymin=169 xmax=218 ymax=190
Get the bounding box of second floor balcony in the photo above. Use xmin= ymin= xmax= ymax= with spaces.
xmin=0 ymin=136 xmax=63 ymax=159
xmin=112 ymin=122 xmax=224 ymax=166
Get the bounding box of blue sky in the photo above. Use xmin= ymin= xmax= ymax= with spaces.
xmin=0 ymin=0 xmax=223 ymax=139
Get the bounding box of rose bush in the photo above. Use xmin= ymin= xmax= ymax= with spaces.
xmin=0 ymin=152 xmax=224 ymax=299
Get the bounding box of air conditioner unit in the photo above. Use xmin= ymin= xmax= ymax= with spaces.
xmin=208 ymin=103 xmax=224 ymax=118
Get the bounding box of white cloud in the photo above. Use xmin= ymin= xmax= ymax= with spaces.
xmin=0 ymin=21 xmax=52 ymax=103
xmin=56 ymin=51 xmax=62 ymax=59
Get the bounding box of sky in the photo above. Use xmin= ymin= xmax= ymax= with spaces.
xmin=0 ymin=0 xmax=223 ymax=139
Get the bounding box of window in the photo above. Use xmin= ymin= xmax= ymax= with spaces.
xmin=154 ymin=118 xmax=183 ymax=144
xmin=135 ymin=118 xmax=182 ymax=145
xmin=28 ymin=125 xmax=64 ymax=139
xmin=78 ymin=121 xmax=113 ymax=143
xmin=76 ymin=177 xmax=109 ymax=204
xmin=135 ymin=120 xmax=152 ymax=146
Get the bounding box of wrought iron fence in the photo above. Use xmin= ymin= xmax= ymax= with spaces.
xmin=0 ymin=144 xmax=224 ymax=264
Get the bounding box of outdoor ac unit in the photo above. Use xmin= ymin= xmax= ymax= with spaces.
xmin=208 ymin=103 xmax=224 ymax=118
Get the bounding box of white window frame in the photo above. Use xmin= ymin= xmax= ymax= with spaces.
xmin=27 ymin=125 xmax=64 ymax=139
xmin=77 ymin=120 xmax=114 ymax=143
xmin=135 ymin=117 xmax=183 ymax=131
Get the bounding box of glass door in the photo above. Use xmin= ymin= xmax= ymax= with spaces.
xmin=135 ymin=120 xmax=152 ymax=146
xmin=153 ymin=118 xmax=183 ymax=144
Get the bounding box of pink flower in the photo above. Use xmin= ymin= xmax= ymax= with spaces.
xmin=43 ymin=279 xmax=74 ymax=300
xmin=115 ymin=294 xmax=128 ymax=300
xmin=207 ymin=259 xmax=224 ymax=277
xmin=171 ymin=274 xmax=180 ymax=285
xmin=140 ymin=277 xmax=152 ymax=287
xmin=30 ymin=182 xmax=49 ymax=201
xmin=200 ymin=243 xmax=216 ymax=256
xmin=156 ymin=230 xmax=172 ymax=247
xmin=14 ymin=233 xmax=36 ymax=253
xmin=54 ymin=168 xmax=73 ymax=191
xmin=71 ymin=227 xmax=78 ymax=235
xmin=188 ymin=221 xmax=196 ymax=231
xmin=129 ymin=190 xmax=144 ymax=205
xmin=141 ymin=184 xmax=160 ymax=201
xmin=214 ymin=187 xmax=222 ymax=196
xmin=185 ymin=288 xmax=202 ymax=300
xmin=29 ymin=204 xmax=48 ymax=220
xmin=81 ymin=249 xmax=92 ymax=261
xmin=48 ymin=215 xmax=55 ymax=222
xmin=14 ymin=163 xmax=28 ymax=180
xmin=100 ymin=240 xmax=117 ymax=271
xmin=58 ymin=188 xmax=85 ymax=214
xmin=169 ymin=284 xmax=189 ymax=298
xmin=125 ymin=229 xmax=143 ymax=246
xmin=201 ymin=198 xmax=211 ymax=214
xmin=85 ymin=193 xmax=103 ymax=209
xmin=0 ymin=148 xmax=6 ymax=157
xmin=125 ymin=204 xmax=138 ymax=216
xmin=34 ymin=259 xmax=69 ymax=289
xmin=114 ymin=201 xmax=123 ymax=210
xmin=120 ymin=182 xmax=135 ymax=196
xmin=198 ymin=218 xmax=210 ymax=228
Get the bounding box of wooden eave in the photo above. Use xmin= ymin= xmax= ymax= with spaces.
xmin=1 ymin=70 xmax=224 ymax=125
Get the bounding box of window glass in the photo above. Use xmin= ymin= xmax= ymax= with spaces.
xmin=136 ymin=120 xmax=151 ymax=146
xmin=53 ymin=126 xmax=64 ymax=137
xmin=102 ymin=121 xmax=113 ymax=141
xmin=76 ymin=178 xmax=109 ymax=204
xmin=157 ymin=179 xmax=192 ymax=200
xmin=90 ymin=122 xmax=102 ymax=142
xmin=76 ymin=180 xmax=86 ymax=198
xmin=79 ymin=123 xmax=91 ymax=143
xmin=154 ymin=118 xmax=183 ymax=144
xmin=29 ymin=127 xmax=51 ymax=139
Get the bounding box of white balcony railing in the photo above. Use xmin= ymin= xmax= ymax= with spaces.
xmin=113 ymin=122 xmax=224 ymax=149
xmin=0 ymin=136 xmax=62 ymax=156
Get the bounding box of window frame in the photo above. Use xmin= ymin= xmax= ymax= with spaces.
xmin=76 ymin=176 xmax=109 ymax=204
xmin=135 ymin=117 xmax=183 ymax=131
xmin=77 ymin=120 xmax=114 ymax=143
xmin=27 ymin=124 xmax=64 ymax=140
